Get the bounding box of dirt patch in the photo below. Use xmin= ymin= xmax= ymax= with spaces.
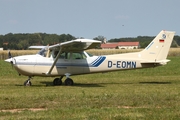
xmin=1 ymin=108 xmax=47 ymax=113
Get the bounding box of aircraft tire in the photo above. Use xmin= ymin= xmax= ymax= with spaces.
xmin=53 ymin=78 xmax=62 ymax=86
xmin=65 ymin=78 xmax=74 ymax=86
xmin=24 ymin=80 xmax=32 ymax=86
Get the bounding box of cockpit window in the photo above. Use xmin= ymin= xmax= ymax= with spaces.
xmin=59 ymin=52 xmax=70 ymax=59
xmin=71 ymin=52 xmax=87 ymax=59
xmin=53 ymin=51 xmax=70 ymax=59
xmin=53 ymin=51 xmax=59 ymax=58
xmin=37 ymin=46 xmax=91 ymax=60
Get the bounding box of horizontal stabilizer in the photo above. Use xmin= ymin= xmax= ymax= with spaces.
xmin=140 ymin=59 xmax=170 ymax=65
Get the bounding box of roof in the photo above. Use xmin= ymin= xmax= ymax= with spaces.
xmin=101 ymin=43 xmax=118 ymax=48
xmin=118 ymin=42 xmax=139 ymax=46
xmin=101 ymin=42 xmax=139 ymax=48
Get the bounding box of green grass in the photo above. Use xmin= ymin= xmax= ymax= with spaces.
xmin=0 ymin=57 xmax=180 ymax=119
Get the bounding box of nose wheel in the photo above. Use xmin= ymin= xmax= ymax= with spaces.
xmin=24 ymin=77 xmax=32 ymax=86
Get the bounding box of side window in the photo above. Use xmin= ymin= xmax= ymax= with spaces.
xmin=59 ymin=52 xmax=70 ymax=59
xmin=71 ymin=52 xmax=86 ymax=59
xmin=53 ymin=51 xmax=71 ymax=59
xmin=59 ymin=52 xmax=66 ymax=59
xmin=53 ymin=51 xmax=59 ymax=58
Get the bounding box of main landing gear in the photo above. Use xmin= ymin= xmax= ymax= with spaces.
xmin=53 ymin=76 xmax=74 ymax=86
xmin=64 ymin=78 xmax=74 ymax=86
xmin=53 ymin=76 xmax=63 ymax=86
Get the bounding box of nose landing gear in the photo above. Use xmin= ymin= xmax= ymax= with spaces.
xmin=24 ymin=77 xmax=32 ymax=86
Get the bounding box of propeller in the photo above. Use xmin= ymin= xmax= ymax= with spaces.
xmin=5 ymin=50 xmax=16 ymax=68
xmin=8 ymin=50 xmax=12 ymax=58
xmin=9 ymin=50 xmax=13 ymax=68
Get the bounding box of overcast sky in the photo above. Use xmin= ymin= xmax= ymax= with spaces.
xmin=0 ymin=0 xmax=179 ymax=40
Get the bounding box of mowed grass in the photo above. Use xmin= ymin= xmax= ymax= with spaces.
xmin=0 ymin=57 xmax=180 ymax=119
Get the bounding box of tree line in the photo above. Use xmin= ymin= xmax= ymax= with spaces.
xmin=0 ymin=33 xmax=76 ymax=50
xmin=0 ymin=33 xmax=179 ymax=50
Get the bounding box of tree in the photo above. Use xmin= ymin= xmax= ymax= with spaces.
xmin=93 ymin=36 xmax=106 ymax=43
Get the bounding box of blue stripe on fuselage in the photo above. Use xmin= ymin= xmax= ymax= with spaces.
xmin=90 ymin=56 xmax=106 ymax=67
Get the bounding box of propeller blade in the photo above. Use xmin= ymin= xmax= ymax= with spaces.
xmin=8 ymin=50 xmax=12 ymax=58
xmin=6 ymin=50 xmax=15 ymax=69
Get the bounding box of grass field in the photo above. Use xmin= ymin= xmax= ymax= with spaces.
xmin=0 ymin=56 xmax=180 ymax=119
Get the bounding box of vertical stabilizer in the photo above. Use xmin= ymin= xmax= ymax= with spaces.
xmin=140 ymin=30 xmax=175 ymax=61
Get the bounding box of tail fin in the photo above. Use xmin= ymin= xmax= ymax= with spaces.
xmin=140 ymin=30 xmax=175 ymax=63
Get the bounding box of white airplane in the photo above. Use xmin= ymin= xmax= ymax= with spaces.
xmin=5 ymin=30 xmax=175 ymax=86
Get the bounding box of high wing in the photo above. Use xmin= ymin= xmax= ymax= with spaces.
xmin=49 ymin=39 xmax=101 ymax=52
xmin=46 ymin=39 xmax=101 ymax=75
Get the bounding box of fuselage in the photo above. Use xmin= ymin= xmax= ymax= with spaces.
xmin=8 ymin=51 xmax=156 ymax=77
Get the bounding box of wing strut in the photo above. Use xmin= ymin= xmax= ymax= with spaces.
xmin=46 ymin=47 xmax=62 ymax=75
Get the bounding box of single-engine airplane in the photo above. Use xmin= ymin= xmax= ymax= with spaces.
xmin=5 ymin=30 xmax=175 ymax=86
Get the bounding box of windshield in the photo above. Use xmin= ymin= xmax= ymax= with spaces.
xmin=37 ymin=47 xmax=48 ymax=57
xmin=86 ymin=52 xmax=93 ymax=57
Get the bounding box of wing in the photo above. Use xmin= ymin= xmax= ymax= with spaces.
xmin=46 ymin=39 xmax=101 ymax=75
xmin=49 ymin=39 xmax=101 ymax=52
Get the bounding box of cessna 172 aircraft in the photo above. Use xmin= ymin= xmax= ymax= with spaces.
xmin=5 ymin=30 xmax=175 ymax=86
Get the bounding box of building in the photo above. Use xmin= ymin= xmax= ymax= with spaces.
xmin=101 ymin=43 xmax=119 ymax=49
xmin=101 ymin=42 xmax=140 ymax=49
xmin=3 ymin=42 xmax=9 ymax=45
xmin=117 ymin=42 xmax=140 ymax=49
